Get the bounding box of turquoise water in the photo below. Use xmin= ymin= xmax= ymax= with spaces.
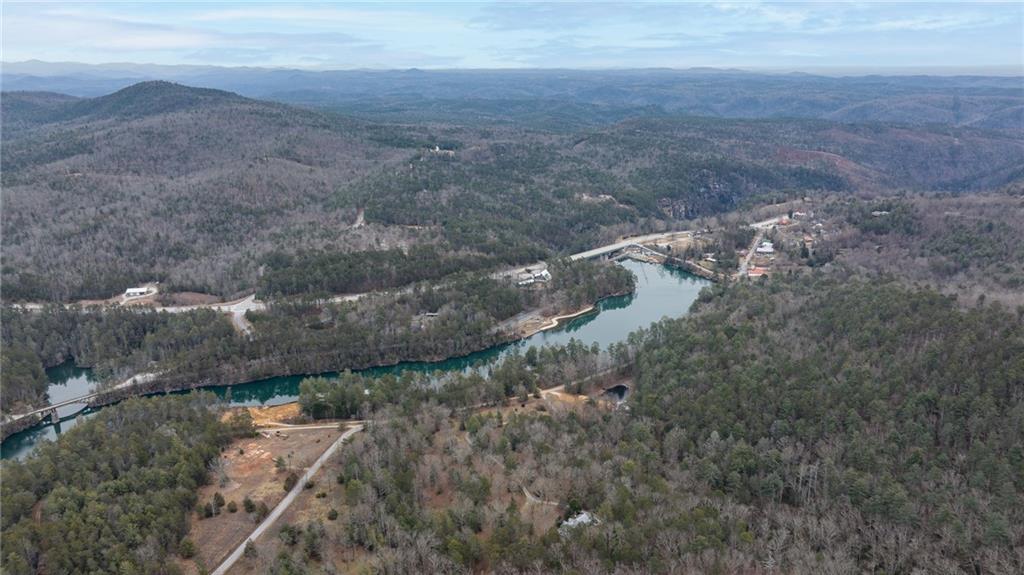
xmin=1 ymin=261 xmax=708 ymax=459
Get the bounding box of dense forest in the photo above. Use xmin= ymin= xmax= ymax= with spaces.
xmin=2 ymin=71 xmax=1023 ymax=575
xmin=258 ymin=242 xmax=546 ymax=297
xmin=297 ymin=336 xmax=610 ymax=420
xmin=3 ymin=81 xmax=1022 ymax=301
xmin=0 ymin=260 xmax=632 ymax=415
xmin=272 ymin=274 xmax=1023 ymax=574
xmin=832 ymin=194 xmax=1024 ymax=301
xmin=750 ymin=193 xmax=1024 ymax=305
xmin=0 ymin=394 xmax=253 ymax=574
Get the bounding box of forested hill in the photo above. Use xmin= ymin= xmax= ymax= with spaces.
xmin=4 ymin=81 xmax=253 ymax=129
xmin=1 ymin=394 xmax=253 ymax=574
xmin=1 ymin=82 xmax=423 ymax=300
xmin=611 ymin=276 xmax=1024 ymax=573
xmin=3 ymin=81 xmax=1023 ymax=302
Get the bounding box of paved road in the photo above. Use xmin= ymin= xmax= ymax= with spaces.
xmin=4 ymin=371 xmax=159 ymax=423
xmin=258 ymin=423 xmax=345 ymax=431
xmin=738 ymin=229 xmax=766 ymax=278
xmin=5 ymin=393 xmax=101 ymax=420
xmin=738 ymin=216 xmax=783 ymax=278
xmin=569 ymin=230 xmax=690 ymax=261
xmin=162 ymin=294 xmax=263 ymax=335
xmin=493 ymin=230 xmax=689 ymax=281
xmin=211 ymin=423 xmax=363 ymax=575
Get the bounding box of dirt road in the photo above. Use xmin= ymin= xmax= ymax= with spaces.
xmin=211 ymin=423 xmax=363 ymax=575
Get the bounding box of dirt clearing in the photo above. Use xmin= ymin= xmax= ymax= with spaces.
xmin=178 ymin=426 xmax=342 ymax=574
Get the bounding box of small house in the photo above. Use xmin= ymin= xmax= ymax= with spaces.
xmin=516 ymin=269 xmax=552 ymax=287
xmin=748 ymin=266 xmax=770 ymax=278
xmin=124 ymin=287 xmax=151 ymax=298
xmin=559 ymin=511 xmax=600 ymax=536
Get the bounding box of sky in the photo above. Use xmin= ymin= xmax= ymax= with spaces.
xmin=2 ymin=1 xmax=1022 ymax=73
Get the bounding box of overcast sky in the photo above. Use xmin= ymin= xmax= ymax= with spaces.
xmin=3 ymin=1 xmax=1022 ymax=72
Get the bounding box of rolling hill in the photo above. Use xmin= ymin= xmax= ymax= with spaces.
xmin=2 ymin=81 xmax=1022 ymax=302
xmin=5 ymin=63 xmax=1023 ymax=132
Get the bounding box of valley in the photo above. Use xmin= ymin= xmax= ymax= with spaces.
xmin=1 ymin=46 xmax=1022 ymax=575
xmin=1 ymin=258 xmax=709 ymax=458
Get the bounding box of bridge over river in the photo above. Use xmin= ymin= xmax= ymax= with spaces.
xmin=2 ymin=229 xmax=707 ymax=440
xmin=569 ymin=231 xmax=690 ymax=261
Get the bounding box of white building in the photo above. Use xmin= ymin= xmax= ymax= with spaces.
xmin=124 ymin=287 xmax=152 ymax=298
xmin=516 ymin=269 xmax=552 ymax=287
xmin=755 ymin=241 xmax=775 ymax=255
xmin=429 ymin=145 xmax=456 ymax=157
xmin=559 ymin=511 xmax=600 ymax=536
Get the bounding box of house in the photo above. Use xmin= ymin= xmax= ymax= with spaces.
xmin=748 ymin=266 xmax=769 ymax=278
xmin=429 ymin=145 xmax=456 ymax=157
xmin=755 ymin=241 xmax=775 ymax=255
xmin=559 ymin=511 xmax=600 ymax=536
xmin=124 ymin=286 xmax=152 ymax=298
xmin=517 ymin=269 xmax=552 ymax=287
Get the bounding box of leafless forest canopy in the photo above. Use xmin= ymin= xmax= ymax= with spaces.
xmin=2 ymin=81 xmax=1022 ymax=301
xmin=1 ymin=73 xmax=1024 ymax=575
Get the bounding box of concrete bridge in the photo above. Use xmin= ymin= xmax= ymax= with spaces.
xmin=569 ymin=231 xmax=688 ymax=261
xmin=2 ymin=371 xmax=160 ymax=435
xmin=4 ymin=394 xmax=96 ymax=427
xmin=610 ymin=243 xmax=670 ymax=263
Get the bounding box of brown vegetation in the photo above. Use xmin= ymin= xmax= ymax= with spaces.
xmin=181 ymin=426 xmax=343 ymax=574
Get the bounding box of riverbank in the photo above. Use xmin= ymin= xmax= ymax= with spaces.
xmin=3 ymin=261 xmax=710 ymax=459
xmin=665 ymin=257 xmax=728 ymax=282
xmin=0 ymin=413 xmax=46 ymax=442
xmin=519 ymin=304 xmax=597 ymax=338
xmin=5 ymin=289 xmax=629 ymax=440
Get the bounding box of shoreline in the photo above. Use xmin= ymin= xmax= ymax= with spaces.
xmin=4 ymin=257 xmax=705 ymax=449
xmin=518 ymin=304 xmax=598 ymax=339
xmin=1 ymin=290 xmax=629 ymax=444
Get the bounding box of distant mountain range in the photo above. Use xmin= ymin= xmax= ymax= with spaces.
xmin=4 ymin=61 xmax=1022 ymax=131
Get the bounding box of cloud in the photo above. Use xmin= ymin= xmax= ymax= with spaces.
xmin=471 ymin=2 xmax=631 ymax=31
xmin=1 ymin=1 xmax=1020 ymax=70
xmin=865 ymin=13 xmax=1008 ymax=32
xmin=189 ymin=5 xmax=462 ymax=31
xmin=1 ymin=4 xmax=457 ymax=68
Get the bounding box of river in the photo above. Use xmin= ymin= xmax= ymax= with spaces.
xmin=1 ymin=260 xmax=709 ymax=460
